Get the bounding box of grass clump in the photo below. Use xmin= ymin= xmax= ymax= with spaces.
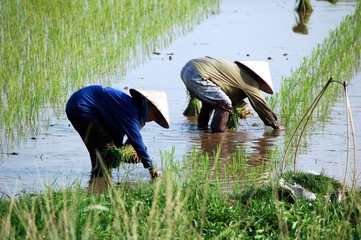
xmin=282 ymin=171 xmax=342 ymax=196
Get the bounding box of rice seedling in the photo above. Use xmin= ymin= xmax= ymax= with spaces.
xmin=183 ymin=94 xmax=253 ymax=130
xmin=182 ymin=92 xmax=201 ymax=116
xmin=293 ymin=10 xmax=311 ymax=35
xmin=0 ymin=0 xmax=220 ymax=150
xmin=269 ymin=0 xmax=361 ymax=144
xmin=227 ymin=101 xmax=253 ymax=129
xmin=101 ymin=145 xmax=138 ymax=169
xmin=1 ymin=1 xmax=361 ymax=238
xmin=326 ymin=0 xmax=338 ymax=4
xmin=267 ymin=1 xmax=361 ymax=199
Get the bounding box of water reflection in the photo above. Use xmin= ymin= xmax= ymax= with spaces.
xmin=248 ymin=130 xmax=282 ymax=166
xmin=188 ymin=128 xmax=282 ymax=167
xmin=293 ymin=11 xmax=311 ymax=35
xmin=179 ymin=127 xmax=282 ymax=192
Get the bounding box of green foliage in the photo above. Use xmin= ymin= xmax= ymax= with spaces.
xmin=183 ymin=93 xmax=201 ymax=116
xmin=283 ymin=171 xmax=342 ymax=195
xmin=227 ymin=101 xmax=250 ymax=130
xmin=0 ymin=0 xmax=220 ymax=149
xmin=2 ymin=0 xmax=361 ymax=239
xmin=101 ymin=145 xmax=137 ymax=169
xmin=1 ymin=152 xmax=361 ymax=239
xmin=271 ymin=0 xmax=361 ymax=131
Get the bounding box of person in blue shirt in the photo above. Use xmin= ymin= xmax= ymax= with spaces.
xmin=66 ymin=85 xmax=170 ymax=180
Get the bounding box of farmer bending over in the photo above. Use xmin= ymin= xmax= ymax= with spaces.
xmin=180 ymin=56 xmax=280 ymax=132
xmin=66 ymin=85 xmax=169 ymax=180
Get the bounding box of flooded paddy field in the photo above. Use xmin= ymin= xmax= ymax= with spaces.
xmin=0 ymin=0 xmax=359 ymax=196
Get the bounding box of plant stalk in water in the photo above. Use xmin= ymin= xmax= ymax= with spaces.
xmin=183 ymin=92 xmax=201 ymax=116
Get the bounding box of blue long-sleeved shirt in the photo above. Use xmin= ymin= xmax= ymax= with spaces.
xmin=66 ymin=85 xmax=153 ymax=168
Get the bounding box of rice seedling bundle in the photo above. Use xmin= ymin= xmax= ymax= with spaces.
xmin=183 ymin=92 xmax=201 ymax=116
xmin=227 ymin=101 xmax=252 ymax=129
xmin=101 ymin=144 xmax=138 ymax=169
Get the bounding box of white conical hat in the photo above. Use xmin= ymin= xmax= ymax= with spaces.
xmin=129 ymin=88 xmax=170 ymax=128
xmin=235 ymin=61 xmax=274 ymax=94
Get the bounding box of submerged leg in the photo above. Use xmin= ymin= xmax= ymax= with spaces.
xmin=67 ymin=115 xmax=114 ymax=170
xmin=198 ymin=102 xmax=214 ymax=130
xmin=211 ymin=102 xmax=232 ymax=133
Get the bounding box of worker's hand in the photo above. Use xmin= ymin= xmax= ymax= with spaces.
xmin=149 ymin=168 xmax=161 ymax=181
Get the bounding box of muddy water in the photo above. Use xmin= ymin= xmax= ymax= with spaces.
xmin=0 ymin=0 xmax=359 ymax=196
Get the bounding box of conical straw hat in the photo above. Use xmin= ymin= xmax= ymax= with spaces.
xmin=129 ymin=88 xmax=170 ymax=129
xmin=235 ymin=61 xmax=274 ymax=94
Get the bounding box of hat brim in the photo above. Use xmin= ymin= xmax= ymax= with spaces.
xmin=235 ymin=61 xmax=274 ymax=94
xmin=129 ymin=88 xmax=170 ymax=129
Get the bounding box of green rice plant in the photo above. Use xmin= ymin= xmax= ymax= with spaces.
xmin=326 ymin=0 xmax=338 ymax=4
xmin=101 ymin=145 xmax=138 ymax=169
xmin=268 ymin=0 xmax=361 ymax=170
xmin=282 ymin=170 xmax=342 ymax=196
xmin=0 ymin=0 xmax=220 ymax=150
xmin=227 ymin=101 xmax=252 ymax=129
xmin=183 ymin=91 xmax=201 ymax=116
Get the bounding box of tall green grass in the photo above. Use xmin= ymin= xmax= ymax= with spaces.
xmin=1 ymin=149 xmax=361 ymax=239
xmin=0 ymin=0 xmax=220 ymax=150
